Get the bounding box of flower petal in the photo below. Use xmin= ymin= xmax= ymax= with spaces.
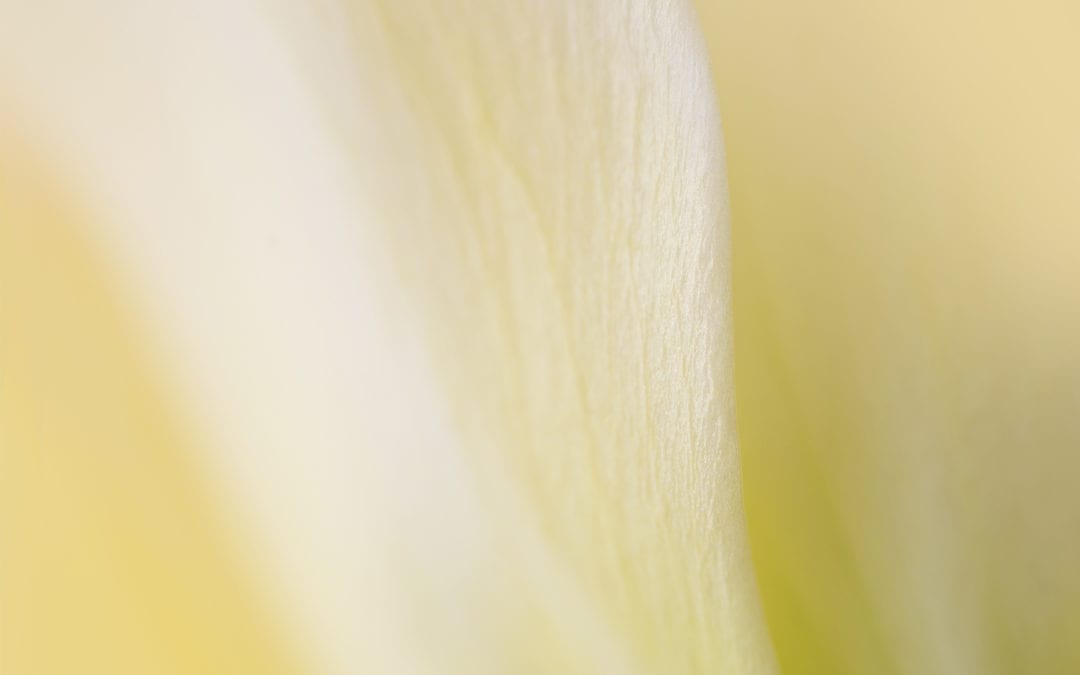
xmin=2 ymin=2 xmax=775 ymax=673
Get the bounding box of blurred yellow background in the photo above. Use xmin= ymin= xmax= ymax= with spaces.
xmin=697 ymin=1 xmax=1080 ymax=673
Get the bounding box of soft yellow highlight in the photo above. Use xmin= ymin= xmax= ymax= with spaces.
xmin=0 ymin=138 xmax=304 ymax=674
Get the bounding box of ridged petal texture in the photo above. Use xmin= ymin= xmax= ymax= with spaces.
xmin=0 ymin=2 xmax=774 ymax=674
xmin=696 ymin=2 xmax=1080 ymax=674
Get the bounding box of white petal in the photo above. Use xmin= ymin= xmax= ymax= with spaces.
xmin=2 ymin=1 xmax=775 ymax=673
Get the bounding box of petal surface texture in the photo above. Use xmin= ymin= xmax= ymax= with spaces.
xmin=0 ymin=2 xmax=775 ymax=674
xmin=696 ymin=1 xmax=1080 ymax=674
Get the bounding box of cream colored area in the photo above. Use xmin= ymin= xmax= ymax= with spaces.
xmin=0 ymin=138 xmax=305 ymax=675
xmin=696 ymin=1 xmax=1080 ymax=673
xmin=1 ymin=1 xmax=774 ymax=674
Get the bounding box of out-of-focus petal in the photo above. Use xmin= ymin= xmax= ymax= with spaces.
xmin=697 ymin=1 xmax=1080 ymax=673
xmin=1 ymin=2 xmax=774 ymax=674
xmin=0 ymin=130 xmax=307 ymax=675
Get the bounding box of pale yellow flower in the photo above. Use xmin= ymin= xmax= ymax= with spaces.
xmin=4 ymin=1 xmax=1080 ymax=674
xmin=2 ymin=2 xmax=771 ymax=674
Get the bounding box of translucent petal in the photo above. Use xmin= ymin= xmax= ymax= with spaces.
xmin=1 ymin=2 xmax=775 ymax=673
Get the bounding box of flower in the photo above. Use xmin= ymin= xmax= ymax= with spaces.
xmin=1 ymin=2 xmax=772 ymax=674
xmin=5 ymin=1 xmax=1080 ymax=674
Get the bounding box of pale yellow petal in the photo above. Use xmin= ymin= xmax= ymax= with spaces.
xmin=2 ymin=2 xmax=774 ymax=674
xmin=0 ymin=132 xmax=306 ymax=675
